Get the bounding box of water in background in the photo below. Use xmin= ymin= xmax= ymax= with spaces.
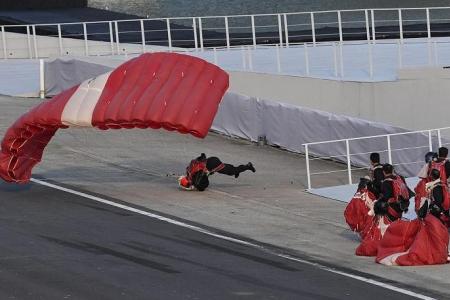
xmin=88 ymin=0 xmax=450 ymax=18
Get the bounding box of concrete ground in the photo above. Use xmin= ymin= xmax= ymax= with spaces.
xmin=0 ymin=95 xmax=449 ymax=299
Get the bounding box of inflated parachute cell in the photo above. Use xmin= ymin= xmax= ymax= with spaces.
xmin=0 ymin=52 xmax=229 ymax=183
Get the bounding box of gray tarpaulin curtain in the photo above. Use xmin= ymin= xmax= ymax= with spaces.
xmin=45 ymin=58 xmax=440 ymax=177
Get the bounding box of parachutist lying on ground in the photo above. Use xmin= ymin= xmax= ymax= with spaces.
xmin=178 ymin=153 xmax=256 ymax=191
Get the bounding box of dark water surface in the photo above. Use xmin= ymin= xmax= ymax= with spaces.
xmin=89 ymin=0 xmax=450 ymax=18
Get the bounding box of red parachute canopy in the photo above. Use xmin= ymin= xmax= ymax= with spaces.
xmin=0 ymin=52 xmax=229 ymax=183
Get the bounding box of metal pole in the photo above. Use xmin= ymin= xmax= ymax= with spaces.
xmin=114 ymin=21 xmax=120 ymax=55
xmin=398 ymin=40 xmax=403 ymax=69
xmin=339 ymin=42 xmax=344 ymax=77
xmin=166 ymin=18 xmax=172 ymax=50
xmin=83 ymin=22 xmax=89 ymax=56
xmin=283 ymin=13 xmax=289 ymax=48
xmin=305 ymin=144 xmax=312 ymax=190
xmin=140 ymin=19 xmax=146 ymax=53
xmin=346 ymin=140 xmax=352 ymax=185
xmin=276 ymin=44 xmax=281 ymax=73
xmin=371 ymin=9 xmax=376 ymax=43
xmin=304 ymin=43 xmax=310 ymax=75
xmin=337 ymin=10 xmax=343 ymax=42
xmin=398 ymin=9 xmax=403 ymax=43
xmin=387 ymin=135 xmax=393 ymax=164
xmin=365 ymin=10 xmax=370 ymax=43
xmin=438 ymin=129 xmax=442 ymax=147
xmin=1 ymin=26 xmax=6 ymax=59
xmin=39 ymin=59 xmax=45 ymax=99
xmin=26 ymin=26 xmax=32 ymax=59
xmin=58 ymin=24 xmax=63 ymax=55
xmin=192 ymin=18 xmax=198 ymax=50
xmin=32 ymin=25 xmax=38 ymax=58
xmin=251 ymin=15 xmax=256 ymax=48
xmin=198 ymin=17 xmax=204 ymax=50
xmin=368 ymin=42 xmax=373 ymax=79
xmin=426 ymin=8 xmax=431 ymax=39
xmin=310 ymin=12 xmax=316 ymax=46
xmin=278 ymin=14 xmax=283 ymax=47
xmin=224 ymin=16 xmax=230 ymax=49
xmin=428 ymin=40 xmax=433 ymax=66
xmin=428 ymin=130 xmax=433 ymax=151
xmin=333 ymin=42 xmax=338 ymax=77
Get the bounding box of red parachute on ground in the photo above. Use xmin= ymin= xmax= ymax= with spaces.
xmin=0 ymin=52 xmax=229 ymax=183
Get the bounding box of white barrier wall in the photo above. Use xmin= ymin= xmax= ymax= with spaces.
xmin=228 ymin=68 xmax=450 ymax=132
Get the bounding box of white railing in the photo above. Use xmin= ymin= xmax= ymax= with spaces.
xmin=1 ymin=7 xmax=450 ymax=59
xmin=303 ymin=127 xmax=450 ymax=190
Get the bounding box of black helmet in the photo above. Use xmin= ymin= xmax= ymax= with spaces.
xmin=425 ymin=151 xmax=437 ymax=163
xmin=430 ymin=168 xmax=441 ymax=181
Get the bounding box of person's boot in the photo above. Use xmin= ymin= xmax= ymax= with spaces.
xmin=247 ymin=162 xmax=256 ymax=173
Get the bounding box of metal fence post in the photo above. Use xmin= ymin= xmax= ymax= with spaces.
xmin=368 ymin=42 xmax=373 ymax=79
xmin=365 ymin=10 xmax=370 ymax=43
xmin=83 ymin=22 xmax=89 ymax=56
xmin=398 ymin=9 xmax=403 ymax=43
xmin=114 ymin=21 xmax=120 ymax=55
xmin=251 ymin=15 xmax=256 ymax=48
xmin=438 ymin=129 xmax=442 ymax=147
xmin=32 ymin=25 xmax=38 ymax=58
xmin=310 ymin=12 xmax=316 ymax=46
xmin=426 ymin=8 xmax=431 ymax=39
xmin=428 ymin=40 xmax=433 ymax=66
xmin=166 ymin=18 xmax=172 ymax=50
xmin=346 ymin=140 xmax=352 ymax=185
xmin=398 ymin=40 xmax=403 ymax=68
xmin=339 ymin=42 xmax=344 ymax=77
xmin=39 ymin=58 xmax=45 ymax=99
xmin=371 ymin=9 xmax=376 ymax=43
xmin=192 ymin=18 xmax=198 ymax=50
xmin=387 ymin=135 xmax=393 ymax=164
xmin=278 ymin=14 xmax=283 ymax=47
xmin=140 ymin=19 xmax=146 ymax=53
xmin=304 ymin=43 xmax=310 ymax=75
xmin=337 ymin=10 xmax=343 ymax=42
xmin=428 ymin=130 xmax=433 ymax=151
xmin=57 ymin=24 xmax=63 ymax=55
xmin=26 ymin=25 xmax=32 ymax=59
xmin=198 ymin=17 xmax=204 ymax=50
xmin=1 ymin=26 xmax=6 ymax=59
xmin=276 ymin=44 xmax=281 ymax=73
xmin=283 ymin=13 xmax=289 ymax=48
xmin=305 ymin=144 xmax=312 ymax=190
xmin=224 ymin=16 xmax=230 ymax=49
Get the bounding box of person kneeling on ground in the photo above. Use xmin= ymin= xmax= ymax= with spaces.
xmin=178 ymin=153 xmax=256 ymax=191
xmin=376 ymin=169 xmax=449 ymax=266
xmin=355 ymin=164 xmax=414 ymax=256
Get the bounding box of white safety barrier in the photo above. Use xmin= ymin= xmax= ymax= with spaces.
xmin=1 ymin=6 xmax=450 ymax=56
xmin=304 ymin=127 xmax=450 ymax=189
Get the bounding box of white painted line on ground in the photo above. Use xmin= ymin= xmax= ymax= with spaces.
xmin=31 ymin=177 xmax=435 ymax=300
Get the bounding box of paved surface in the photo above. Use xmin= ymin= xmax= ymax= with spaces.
xmin=0 ymin=95 xmax=449 ymax=299
xmin=0 ymin=180 xmax=420 ymax=300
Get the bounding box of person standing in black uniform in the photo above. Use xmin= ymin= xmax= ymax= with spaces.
xmin=368 ymin=152 xmax=384 ymax=197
